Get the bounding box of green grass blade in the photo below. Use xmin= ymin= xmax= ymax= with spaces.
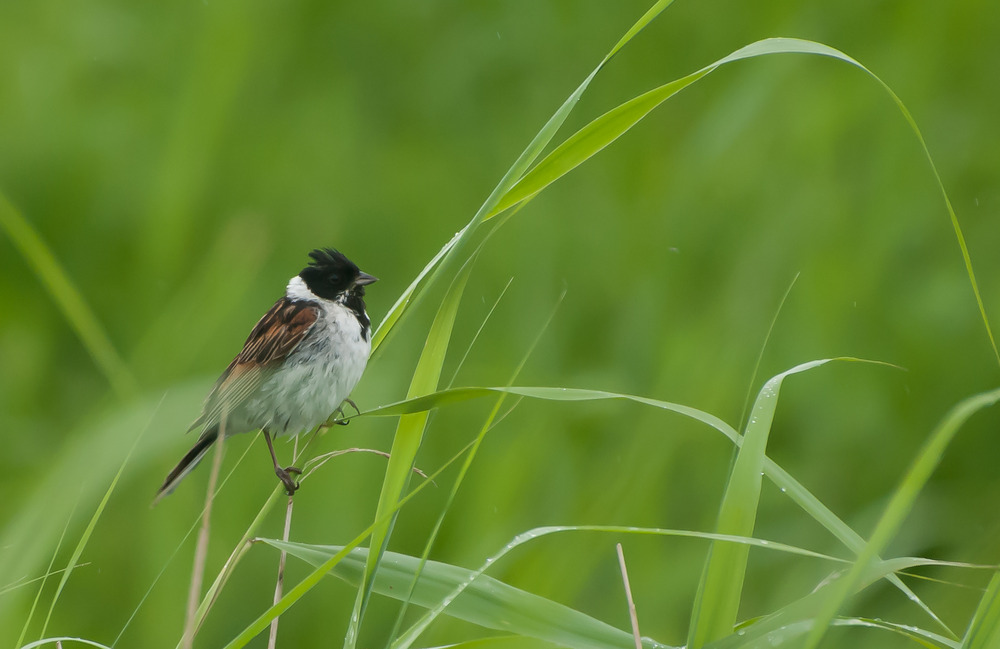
xmin=370 ymin=226 xmax=466 ymax=355
xmin=346 ymin=256 xmax=476 ymax=647
xmin=0 ymin=192 xmax=137 ymax=398
xmin=391 ymin=292 xmax=565 ymax=648
xmin=801 ymin=387 xmax=1000 ymax=649
xmin=262 ymin=525 xmax=846 ymax=649
xmin=18 ymin=638 xmax=114 ymax=649
xmin=447 ymin=276 xmax=514 ymax=388
xmin=831 ymin=618 xmax=959 ymax=649
xmin=483 ymin=36 xmax=998 ymax=367
xmin=739 ymin=273 xmax=800 ymax=427
xmin=704 ymin=556 xmax=956 ymax=649
xmin=359 ymin=364 xmax=950 ymax=635
xmin=429 ymin=637 xmax=562 ymax=649
xmin=370 ymin=0 xmax=677 ymax=357
xmin=218 ymin=438 xmax=476 ymax=649
xmin=266 ymin=543 xmax=661 ymax=649
xmin=16 ymin=507 xmax=76 ymax=646
xmin=687 ymin=360 xmax=831 ymax=648
xmin=962 ymin=572 xmax=1000 ymax=649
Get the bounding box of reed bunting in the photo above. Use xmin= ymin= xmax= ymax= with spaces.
xmin=156 ymin=248 xmax=377 ymax=499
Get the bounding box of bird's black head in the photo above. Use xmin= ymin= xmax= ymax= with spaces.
xmin=299 ymin=248 xmax=377 ymax=301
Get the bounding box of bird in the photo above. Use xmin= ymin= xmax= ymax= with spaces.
xmin=156 ymin=247 xmax=377 ymax=500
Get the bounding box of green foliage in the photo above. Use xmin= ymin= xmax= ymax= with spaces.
xmin=1 ymin=1 xmax=999 ymax=648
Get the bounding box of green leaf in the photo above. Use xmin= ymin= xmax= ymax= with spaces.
xmin=962 ymin=572 xmax=1000 ymax=649
xmin=431 ymin=637 xmax=563 ymax=649
xmin=687 ymin=360 xmax=830 ymax=647
xmin=265 ymin=542 xmax=662 ymax=649
xmin=357 ymin=363 xmax=949 ymax=634
xmin=801 ymin=387 xmax=1000 ymax=649
xmin=485 ymin=37 xmax=997 ymax=367
xmin=704 ymin=556 xmax=961 ymax=649
xmin=18 ymin=638 xmax=114 ymax=649
xmin=346 ymin=256 xmax=476 ymax=646
xmin=219 ymin=436 xmax=478 ymax=649
xmin=369 ymin=0 xmax=677 ymax=360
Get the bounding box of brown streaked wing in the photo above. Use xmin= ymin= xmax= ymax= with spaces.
xmin=190 ymin=298 xmax=320 ymax=433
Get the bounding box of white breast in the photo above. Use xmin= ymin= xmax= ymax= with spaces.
xmin=241 ymin=293 xmax=371 ymax=436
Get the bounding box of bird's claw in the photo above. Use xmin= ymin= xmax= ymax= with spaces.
xmin=275 ymin=466 xmax=302 ymax=495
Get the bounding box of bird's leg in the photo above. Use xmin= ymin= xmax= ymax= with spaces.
xmin=264 ymin=429 xmax=301 ymax=495
xmin=332 ymin=398 xmax=361 ymax=426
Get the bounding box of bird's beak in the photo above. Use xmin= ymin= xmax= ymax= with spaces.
xmin=355 ymin=271 xmax=378 ymax=286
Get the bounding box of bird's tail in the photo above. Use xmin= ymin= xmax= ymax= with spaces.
xmin=153 ymin=426 xmax=218 ymax=505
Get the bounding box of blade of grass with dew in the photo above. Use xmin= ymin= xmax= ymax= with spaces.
xmin=345 ymin=255 xmax=476 ymax=648
xmin=219 ymin=438 xmax=477 ymax=649
xmin=262 ymin=527 xmax=840 ymax=649
xmin=358 ymin=366 xmax=951 ymax=635
xmin=739 ymin=272 xmax=800 ymax=428
xmin=393 ymin=522 xmax=847 ymax=649
xmin=430 ymin=637 xmax=562 ymax=649
xmin=18 ymin=637 xmax=114 ymax=649
xmin=704 ymin=556 xmax=963 ymax=649
xmin=831 ymin=618 xmax=958 ymax=649
xmin=369 ymin=0 xmax=677 ymax=357
xmin=687 ymin=360 xmax=831 ymax=648
xmin=801 ymin=387 xmax=1000 ymax=649
xmin=264 ymin=542 xmax=667 ymax=649
xmin=0 ymin=192 xmax=137 ymax=398
xmin=962 ymin=571 xmax=1000 ymax=649
xmin=388 ymin=288 xmax=567 ymax=645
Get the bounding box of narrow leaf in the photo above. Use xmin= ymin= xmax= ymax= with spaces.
xmin=962 ymin=572 xmax=1000 ymax=649
xmin=688 ymin=361 xmax=829 ymax=647
xmin=347 ymin=256 xmax=475 ymax=646
xmin=802 ymin=387 xmax=1000 ymax=649
xmin=266 ymin=542 xmax=665 ymax=649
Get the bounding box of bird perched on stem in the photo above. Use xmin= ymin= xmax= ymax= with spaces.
xmin=156 ymin=248 xmax=377 ymax=500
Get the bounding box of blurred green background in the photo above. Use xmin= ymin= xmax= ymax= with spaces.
xmin=1 ymin=0 xmax=999 ymax=647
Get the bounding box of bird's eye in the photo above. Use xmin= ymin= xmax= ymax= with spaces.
xmin=328 ymin=274 xmax=340 ymax=284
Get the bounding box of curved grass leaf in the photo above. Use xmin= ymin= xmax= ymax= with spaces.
xmin=801 ymin=387 xmax=1000 ymax=649
xmin=369 ymin=0 xmax=677 ymax=358
xmin=18 ymin=638 xmax=114 ymax=649
xmin=356 ymin=362 xmax=951 ymax=634
xmin=263 ymin=541 xmax=671 ymax=649
xmin=261 ymin=526 xmax=846 ymax=649
xmin=687 ymin=360 xmax=830 ymax=648
xmin=430 ymin=637 xmax=562 ymax=649
xmin=485 ymin=37 xmax=998 ymax=366
xmin=705 ymin=556 xmax=966 ymax=649
xmin=832 ymin=618 xmax=958 ymax=649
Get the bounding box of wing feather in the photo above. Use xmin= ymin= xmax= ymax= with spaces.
xmin=191 ymin=297 xmax=320 ymax=433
